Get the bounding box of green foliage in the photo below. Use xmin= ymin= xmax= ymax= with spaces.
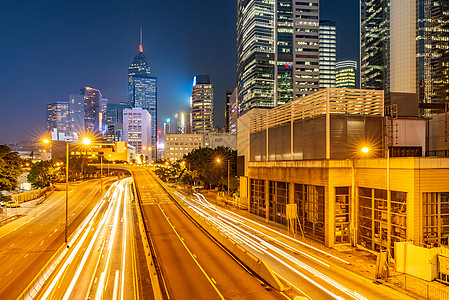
xmin=183 ymin=146 xmax=237 ymax=191
xmin=0 ymin=145 xmax=22 ymax=191
xmin=27 ymin=160 xmax=56 ymax=188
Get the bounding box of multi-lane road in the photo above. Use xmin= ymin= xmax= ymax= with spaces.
xmin=131 ymin=167 xmax=286 ymax=300
xmin=36 ymin=178 xmax=141 ymax=299
xmin=0 ymin=179 xmax=107 ymax=299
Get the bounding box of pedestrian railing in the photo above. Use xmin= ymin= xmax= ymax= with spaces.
xmin=398 ymin=274 xmax=449 ymax=300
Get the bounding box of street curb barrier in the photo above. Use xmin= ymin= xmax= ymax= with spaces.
xmin=151 ymin=173 xmax=285 ymax=292
xmin=131 ymin=172 xmax=166 ymax=300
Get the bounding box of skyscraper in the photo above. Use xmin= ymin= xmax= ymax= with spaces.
xmin=190 ymin=75 xmax=214 ymax=133
xmin=225 ymin=91 xmax=232 ymax=132
xmin=174 ymin=112 xmax=186 ymax=134
xmin=68 ymin=87 xmax=103 ymax=135
xmin=68 ymin=93 xmax=84 ymax=134
xmin=361 ymin=0 xmax=449 ymax=115
xmin=319 ymin=20 xmax=336 ymax=88
xmin=46 ymin=101 xmax=69 ymax=134
xmin=82 ymin=87 xmax=102 ymax=134
xmin=237 ymin=0 xmax=319 ymax=116
xmin=128 ymin=30 xmax=157 ymax=151
xmin=336 ymin=61 xmax=357 ymax=89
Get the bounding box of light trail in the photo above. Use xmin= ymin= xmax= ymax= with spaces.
xmin=174 ymin=191 xmax=368 ymax=300
xmin=39 ymin=178 xmax=134 ymax=300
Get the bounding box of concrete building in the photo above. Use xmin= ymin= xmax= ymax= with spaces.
xmin=225 ymin=91 xmax=232 ymax=132
xmin=123 ymin=107 xmax=152 ymax=161
xmin=46 ymin=101 xmax=69 ymax=135
xmin=190 ymin=75 xmax=214 ymax=133
xmin=204 ymin=132 xmax=237 ymax=150
xmin=164 ymin=133 xmax=204 ymax=162
xmin=319 ymin=20 xmax=337 ymax=88
xmin=336 ymin=61 xmax=357 ymax=89
xmin=238 ymin=87 xmax=449 ymax=254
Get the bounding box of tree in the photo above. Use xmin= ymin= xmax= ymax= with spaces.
xmin=0 ymin=145 xmax=22 ymax=191
xmin=27 ymin=161 xmax=56 ymax=188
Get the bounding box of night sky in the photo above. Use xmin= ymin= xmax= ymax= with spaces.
xmin=0 ymin=0 xmax=359 ymax=144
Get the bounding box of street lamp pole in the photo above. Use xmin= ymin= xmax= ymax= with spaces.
xmin=227 ymin=159 xmax=230 ymax=199
xmin=100 ymin=154 xmax=103 ymax=195
xmin=65 ymin=141 xmax=69 ymax=246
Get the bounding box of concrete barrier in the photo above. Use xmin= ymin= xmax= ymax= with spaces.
xmin=150 ymin=172 xmax=286 ymax=292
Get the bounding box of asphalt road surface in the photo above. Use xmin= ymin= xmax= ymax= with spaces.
xmin=131 ymin=167 xmax=286 ymax=300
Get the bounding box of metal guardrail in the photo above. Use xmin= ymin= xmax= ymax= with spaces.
xmin=394 ymin=274 xmax=449 ymax=300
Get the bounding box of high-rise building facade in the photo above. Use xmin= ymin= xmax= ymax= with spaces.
xmin=174 ymin=112 xmax=186 ymax=134
xmin=46 ymin=101 xmax=69 ymax=134
xmin=361 ymin=0 xmax=449 ymax=115
xmin=123 ymin=107 xmax=152 ymax=160
xmin=237 ymin=0 xmax=319 ymax=116
xmin=68 ymin=93 xmax=85 ymax=134
xmin=319 ymin=20 xmax=336 ymax=88
xmin=106 ymin=103 xmax=129 ymax=126
xmin=336 ymin=61 xmax=357 ymax=89
xmin=190 ymin=75 xmax=214 ymax=133
xmin=81 ymin=87 xmax=102 ymax=134
xmin=225 ymin=91 xmax=232 ymax=132
xmin=128 ymin=35 xmax=157 ymax=150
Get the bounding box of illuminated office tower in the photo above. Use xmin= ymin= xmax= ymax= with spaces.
xmin=319 ymin=20 xmax=336 ymax=88
xmin=46 ymin=101 xmax=69 ymax=134
xmin=336 ymin=61 xmax=357 ymax=89
xmin=190 ymin=75 xmax=214 ymax=133
xmin=128 ymin=30 xmax=157 ymax=150
xmin=237 ymin=0 xmax=319 ymax=115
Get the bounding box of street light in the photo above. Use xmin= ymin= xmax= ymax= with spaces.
xmin=42 ymin=136 xmax=91 ymax=247
xmin=351 ymin=147 xmax=371 ymax=246
xmin=216 ymin=157 xmax=230 ymax=200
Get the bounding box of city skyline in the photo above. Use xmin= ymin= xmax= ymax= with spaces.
xmin=0 ymin=0 xmax=359 ymax=143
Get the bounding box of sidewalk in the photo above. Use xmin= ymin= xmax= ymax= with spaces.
xmin=195 ymin=189 xmax=448 ymax=300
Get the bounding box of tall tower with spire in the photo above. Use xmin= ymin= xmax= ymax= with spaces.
xmin=128 ymin=28 xmax=157 ymax=157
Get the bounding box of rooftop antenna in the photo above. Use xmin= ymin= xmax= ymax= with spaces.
xmin=139 ymin=27 xmax=143 ymax=52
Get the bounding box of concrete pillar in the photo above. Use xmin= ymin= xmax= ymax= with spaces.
xmin=326 ymin=185 xmax=334 ymax=248
xmin=265 ymin=180 xmax=270 ymax=222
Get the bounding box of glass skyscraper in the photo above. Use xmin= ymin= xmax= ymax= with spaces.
xmin=237 ymin=0 xmax=320 ymax=116
xmin=361 ymin=0 xmax=449 ymax=115
xmin=128 ymin=39 xmax=157 ymax=150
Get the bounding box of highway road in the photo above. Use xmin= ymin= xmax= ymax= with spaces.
xmin=131 ymin=167 xmax=286 ymax=300
xmin=174 ymin=192 xmax=415 ymax=300
xmin=0 ymin=179 xmax=108 ymax=299
xmin=36 ymin=178 xmax=142 ymax=299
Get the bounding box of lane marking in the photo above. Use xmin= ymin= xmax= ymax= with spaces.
xmin=157 ymin=203 xmax=225 ymax=300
